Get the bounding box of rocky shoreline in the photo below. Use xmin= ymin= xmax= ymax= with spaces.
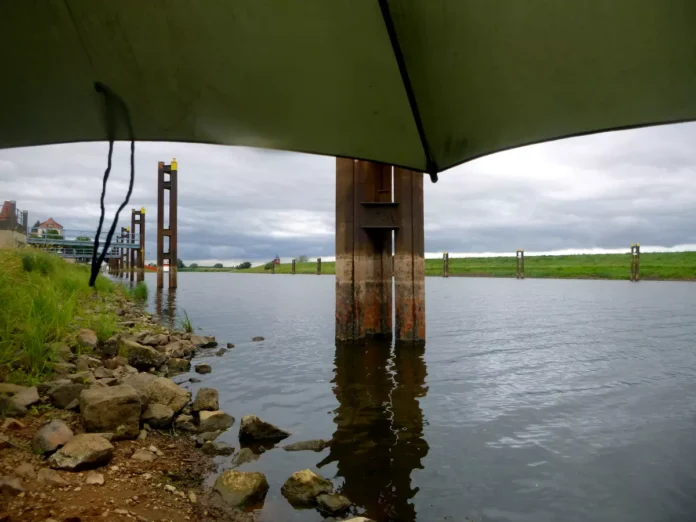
xmin=0 ymin=291 xmax=371 ymax=522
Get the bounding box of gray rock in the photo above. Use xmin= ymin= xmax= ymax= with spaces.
xmin=194 ymin=431 xmax=222 ymax=446
xmin=77 ymin=329 xmax=98 ymax=351
xmin=213 ymin=470 xmax=269 ymax=509
xmin=100 ymin=336 xmax=120 ymax=357
xmin=252 ymin=336 xmax=265 ymax=342
xmin=53 ymin=362 xmax=77 ymax=375
xmin=0 ymin=434 xmax=9 ymax=450
xmin=51 ymin=342 xmax=75 ymax=362
xmin=32 ymin=420 xmax=74 ymax=454
xmin=131 ymin=448 xmax=156 ymax=462
xmin=93 ymin=367 xmax=114 ymax=379
xmin=15 ymin=463 xmax=34 ymax=479
xmin=194 ymin=363 xmax=212 ymax=374
xmin=79 ymin=385 xmax=141 ymax=440
xmin=280 ymin=469 xmax=333 ymax=505
xmin=37 ymin=468 xmax=68 ymax=486
xmin=167 ymin=358 xmax=191 ymax=373
xmin=97 ymin=378 xmax=119 ymax=387
xmin=189 ymin=377 xmax=202 ymax=384
xmin=283 ymin=439 xmax=329 ymax=452
xmin=8 ymin=386 xmax=40 ymax=409
xmin=226 ymin=343 xmax=235 ymax=349
xmin=199 ymin=410 xmax=234 ymax=431
xmin=48 ymin=383 xmax=88 ymax=409
xmin=163 ymin=340 xmax=196 ymax=358
xmin=231 ymin=447 xmax=260 ymax=468
xmin=144 ymin=377 xmax=191 ymax=414
xmin=0 ymin=383 xmax=25 ymax=395
xmin=85 ymin=471 xmax=104 ymax=485
xmin=141 ymin=333 xmax=169 ymax=347
xmin=0 ymin=476 xmax=24 ymax=497
xmin=174 ymin=414 xmax=198 ymax=432
xmin=103 ymin=356 xmax=128 ymax=370
xmin=48 ymin=434 xmax=113 ymax=471
xmin=201 ymin=441 xmax=235 ymax=456
xmin=123 ymin=340 xmax=167 ymax=371
xmin=67 ymin=371 xmax=96 ymax=385
xmin=191 ymin=335 xmax=218 ymax=348
xmin=215 ymin=348 xmax=227 ymax=356
xmin=343 ymin=518 xmax=376 ymax=522
xmin=316 ymin=493 xmax=352 ymax=515
xmin=239 ymin=415 xmax=290 ymax=442
xmin=141 ymin=403 xmax=174 ymax=429
xmin=192 ymin=388 xmax=219 ymax=412
xmin=119 ymin=372 xmax=157 ymax=409
xmin=1 ymin=418 xmax=25 ymax=430
xmin=0 ymin=396 xmax=27 ymax=417
xmin=75 ymin=354 xmax=102 ymax=371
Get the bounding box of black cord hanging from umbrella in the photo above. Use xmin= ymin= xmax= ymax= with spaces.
xmin=89 ymin=82 xmax=136 ymax=287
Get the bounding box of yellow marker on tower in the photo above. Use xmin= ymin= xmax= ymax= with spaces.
xmin=171 ymin=158 xmax=178 ymax=170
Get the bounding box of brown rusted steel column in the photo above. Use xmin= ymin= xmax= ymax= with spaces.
xmin=157 ymin=160 xmax=178 ymax=289
xmin=120 ymin=227 xmax=128 ymax=278
xmin=335 ymin=159 xmax=393 ymax=343
xmin=138 ymin=208 xmax=145 ymax=282
xmin=393 ymin=168 xmax=425 ymax=344
xmin=443 ymin=252 xmax=449 ymax=277
xmin=130 ymin=212 xmax=136 ymax=282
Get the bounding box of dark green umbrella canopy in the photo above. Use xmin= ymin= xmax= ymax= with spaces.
xmin=2 ymin=1 xmax=696 ymax=174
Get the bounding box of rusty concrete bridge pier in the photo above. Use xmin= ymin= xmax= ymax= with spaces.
xmin=335 ymin=159 xmax=425 ymax=345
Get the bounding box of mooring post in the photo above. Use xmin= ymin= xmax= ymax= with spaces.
xmin=443 ymin=252 xmax=449 ymax=277
xmin=630 ymin=243 xmax=640 ymax=281
xmin=292 ymin=259 xmax=296 ymax=274
xmin=516 ymin=249 xmax=525 ymax=279
xmin=157 ymin=160 xmax=178 ymax=289
xmin=317 ymin=258 xmax=322 ymax=275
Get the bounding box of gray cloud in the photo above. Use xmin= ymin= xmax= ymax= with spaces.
xmin=1 ymin=122 xmax=695 ymax=265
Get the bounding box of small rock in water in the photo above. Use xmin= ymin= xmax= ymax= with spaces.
xmin=316 ymin=493 xmax=352 ymax=515
xmin=226 ymin=343 xmax=235 ymax=349
xmin=231 ymin=447 xmax=260 ymax=468
xmin=201 ymin=441 xmax=235 ymax=456
xmin=239 ymin=415 xmax=290 ymax=442
xmin=281 ymin=469 xmax=333 ymax=506
xmin=284 ymin=439 xmax=329 ymax=452
xmin=167 ymin=358 xmax=191 ymax=373
xmin=251 ymin=336 xmax=265 ymax=342
xmin=194 ymin=364 xmax=212 ymax=374
xmin=189 ymin=377 xmax=202 ymax=383
xmin=199 ymin=411 xmax=234 ymax=431
xmin=213 ymin=470 xmax=269 ymax=509
xmin=215 ymin=348 xmax=227 ymax=357
xmin=85 ymin=471 xmax=105 ymax=485
xmin=192 ymin=388 xmax=219 ymax=412
xmin=194 ymin=431 xmax=222 ymax=446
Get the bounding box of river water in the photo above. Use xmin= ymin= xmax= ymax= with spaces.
xmin=143 ymin=273 xmax=696 ymax=522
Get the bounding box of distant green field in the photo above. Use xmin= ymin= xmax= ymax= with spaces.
xmin=186 ymin=252 xmax=696 ymax=280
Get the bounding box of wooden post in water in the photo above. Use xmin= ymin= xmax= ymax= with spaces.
xmin=157 ymin=159 xmax=178 ymax=289
xmin=317 ymin=258 xmax=322 ymax=275
xmin=443 ymin=252 xmax=449 ymax=277
xmin=630 ymin=243 xmax=641 ymax=281
xmin=516 ymin=249 xmax=525 ymax=279
xmin=292 ymin=259 xmax=296 ymax=274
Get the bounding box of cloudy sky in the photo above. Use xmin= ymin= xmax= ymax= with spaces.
xmin=1 ymin=122 xmax=695 ymax=266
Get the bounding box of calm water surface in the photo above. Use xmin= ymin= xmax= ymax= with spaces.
xmin=144 ymin=273 xmax=696 ymax=522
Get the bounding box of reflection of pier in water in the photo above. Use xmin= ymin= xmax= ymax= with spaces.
xmin=319 ymin=343 xmax=429 ymax=522
xmin=154 ymin=289 xmax=177 ymax=329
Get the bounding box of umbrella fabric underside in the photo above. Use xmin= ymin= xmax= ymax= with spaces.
xmin=1 ymin=0 xmax=695 ymax=174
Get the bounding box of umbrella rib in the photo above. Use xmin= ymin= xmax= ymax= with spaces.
xmin=378 ymin=0 xmax=438 ymax=182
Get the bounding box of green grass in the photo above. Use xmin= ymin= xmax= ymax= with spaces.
xmin=216 ymin=252 xmax=696 ymax=281
xmin=179 ymin=309 xmax=194 ymax=333
xmin=0 ymin=248 xmax=118 ymax=384
xmin=130 ymin=281 xmax=149 ymax=301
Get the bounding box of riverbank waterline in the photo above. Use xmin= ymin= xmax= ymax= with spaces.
xmin=148 ymin=273 xmax=696 ymax=522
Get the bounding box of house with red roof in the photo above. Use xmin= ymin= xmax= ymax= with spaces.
xmin=35 ymin=217 xmax=64 ymax=238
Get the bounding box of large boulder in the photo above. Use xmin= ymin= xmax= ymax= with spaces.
xmin=163 ymin=340 xmax=196 ymax=358
xmin=76 ymin=329 xmax=98 ymax=351
xmin=141 ymin=403 xmax=174 ymax=428
xmin=213 ymin=470 xmax=269 ymax=509
xmin=239 ymin=415 xmax=290 ymax=442
xmin=194 ymin=364 xmax=212 ymax=374
xmin=280 ymin=469 xmax=333 ymax=506
xmin=119 ymin=372 xmax=157 ymax=408
xmin=48 ymin=434 xmax=114 ymax=471
xmin=32 ymin=420 xmax=74 ymax=454
xmin=144 ymin=378 xmax=191 ymax=414
xmin=199 ymin=411 xmax=234 ymax=431
xmin=192 ymin=388 xmax=219 ymax=412
xmin=283 ymin=439 xmax=330 ymax=452
xmin=12 ymin=386 xmax=39 ymax=408
xmin=123 ymin=340 xmax=167 ymax=370
xmin=48 ymin=383 xmax=88 ymax=409
xmin=80 ymin=385 xmax=141 ymax=439
xmin=141 ymin=333 xmax=169 ymax=347
xmin=167 ymin=358 xmax=191 ymax=373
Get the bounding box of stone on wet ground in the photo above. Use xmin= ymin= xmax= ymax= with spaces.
xmin=239 ymin=415 xmax=290 ymax=442
xmin=213 ymin=469 xmax=269 ymax=509
xmin=317 ymin=493 xmax=352 ymax=515
xmin=144 ymin=377 xmax=191 ymax=414
xmin=194 ymin=431 xmax=221 ymax=446
xmin=167 ymin=358 xmax=191 ymax=373
xmin=37 ymin=468 xmax=69 ymax=487
xmin=32 ymin=419 xmax=74 ymax=454
xmin=76 ymin=328 xmax=98 ymax=351
xmin=215 ymin=348 xmax=227 ymax=356
xmin=283 ymin=439 xmax=329 ymax=452
xmin=201 ymin=441 xmax=235 ymax=456
xmin=190 ymin=335 xmax=218 ymax=348
xmin=131 ymin=448 xmax=156 ymax=462
xmin=1 ymin=417 xmax=25 ymax=430
xmin=192 ymin=388 xmax=219 ymax=412
xmin=231 ymin=447 xmax=260 ymax=468
xmin=48 ymin=433 xmax=114 ymax=471
xmin=0 ymin=476 xmax=25 ymax=497
xmin=15 ymin=463 xmax=34 ymax=479
xmin=281 ymin=469 xmax=333 ymax=505
xmin=199 ymin=410 xmax=234 ymax=431
xmin=123 ymin=340 xmax=167 ymax=371
xmin=85 ymin=471 xmax=105 ymax=485
xmin=9 ymin=386 xmax=40 ymax=409
xmin=80 ymin=384 xmax=141 ymax=440
xmin=174 ymin=414 xmax=198 ymax=432
xmin=48 ymin=382 xmax=88 ymax=409
xmin=141 ymin=403 xmax=175 ymax=428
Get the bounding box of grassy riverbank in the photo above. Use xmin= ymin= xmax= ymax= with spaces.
xmin=0 ymin=249 xmax=121 ymax=384
xmin=223 ymin=251 xmax=696 ymax=280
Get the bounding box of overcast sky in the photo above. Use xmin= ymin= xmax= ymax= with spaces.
xmin=1 ymin=122 xmax=695 ymax=265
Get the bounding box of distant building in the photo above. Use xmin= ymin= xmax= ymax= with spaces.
xmin=274 ymin=254 xmax=281 ymax=265
xmin=0 ymin=200 xmax=28 ymax=233
xmin=35 ymin=217 xmax=64 ymax=237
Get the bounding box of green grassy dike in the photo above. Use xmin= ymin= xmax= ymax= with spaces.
xmin=184 ymin=251 xmax=696 ymax=280
xmin=0 ymin=248 xmax=129 ymax=385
